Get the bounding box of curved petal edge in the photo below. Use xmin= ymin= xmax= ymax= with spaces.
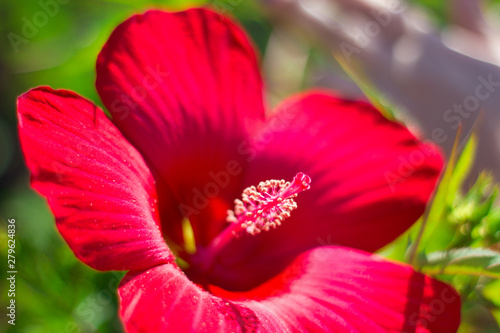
xmin=18 ymin=86 xmax=173 ymax=271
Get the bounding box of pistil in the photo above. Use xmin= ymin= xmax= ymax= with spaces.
xmin=193 ymin=172 xmax=311 ymax=273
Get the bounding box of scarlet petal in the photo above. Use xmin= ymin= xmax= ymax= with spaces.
xmin=18 ymin=87 xmax=173 ymax=271
xmin=119 ymin=247 xmax=460 ymax=332
xmin=217 ymin=91 xmax=443 ymax=289
xmin=96 ymin=8 xmax=265 ymax=245
xmin=119 ymin=264 xmax=267 ymax=333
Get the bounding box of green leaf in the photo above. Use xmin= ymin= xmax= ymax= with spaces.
xmin=375 ymin=226 xmax=414 ymax=262
xmin=419 ymin=248 xmax=500 ymax=279
xmin=332 ymin=52 xmax=396 ymax=120
xmin=447 ymin=172 xmax=499 ymax=248
xmin=382 ymin=119 xmax=481 ymax=264
xmin=406 ymin=127 xmax=462 ymax=264
xmin=447 ymin=133 xmax=478 ymax=204
xmin=483 ymin=279 xmax=500 ymax=307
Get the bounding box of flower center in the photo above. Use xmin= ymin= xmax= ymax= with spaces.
xmin=189 ymin=173 xmax=311 ymax=277
xmin=226 ymin=172 xmax=311 ymax=236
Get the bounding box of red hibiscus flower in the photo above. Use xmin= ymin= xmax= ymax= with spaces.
xmin=17 ymin=8 xmax=461 ymax=332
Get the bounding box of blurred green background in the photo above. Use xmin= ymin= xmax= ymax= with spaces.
xmin=1 ymin=0 xmax=500 ymax=332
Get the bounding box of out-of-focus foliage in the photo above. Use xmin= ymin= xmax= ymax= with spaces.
xmin=378 ymin=130 xmax=500 ymax=332
xmin=411 ymin=0 xmax=500 ymax=26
